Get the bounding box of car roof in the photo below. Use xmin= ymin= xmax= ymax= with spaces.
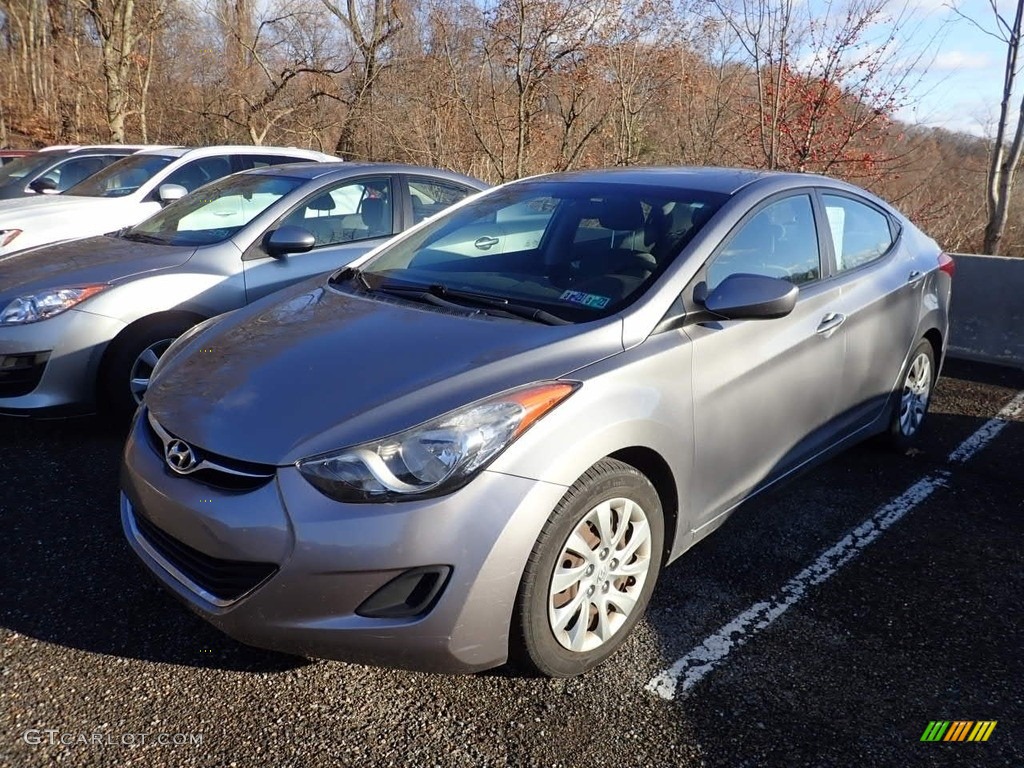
xmin=238 ymin=161 xmax=488 ymax=187
xmin=134 ymin=145 xmax=333 ymax=159
xmin=522 ymin=166 xmax=830 ymax=196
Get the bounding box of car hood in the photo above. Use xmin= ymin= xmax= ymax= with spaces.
xmin=0 ymin=193 xmax=104 ymax=217
xmin=147 ymin=282 xmax=623 ymax=465
xmin=0 ymin=235 xmax=195 ymax=301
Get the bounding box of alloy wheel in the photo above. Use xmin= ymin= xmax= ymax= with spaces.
xmin=129 ymin=338 xmax=176 ymax=404
xmin=899 ymin=351 xmax=932 ymax=436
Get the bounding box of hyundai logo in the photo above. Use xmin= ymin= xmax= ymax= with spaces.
xmin=165 ymin=439 xmax=200 ymax=473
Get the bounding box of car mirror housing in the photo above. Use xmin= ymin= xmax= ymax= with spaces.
xmin=703 ymin=273 xmax=798 ymax=320
xmin=265 ymin=225 xmax=316 ymax=258
xmin=28 ymin=177 xmax=58 ymax=194
xmin=157 ymin=183 xmax=188 ymax=204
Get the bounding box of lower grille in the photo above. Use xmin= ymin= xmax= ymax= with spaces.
xmin=0 ymin=351 xmax=50 ymax=397
xmin=133 ymin=510 xmax=277 ymax=603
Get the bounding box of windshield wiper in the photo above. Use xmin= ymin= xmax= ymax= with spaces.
xmin=332 ymin=266 xmax=372 ymax=292
xmin=119 ymin=232 xmax=169 ymax=245
xmin=380 ymin=282 xmax=569 ymax=325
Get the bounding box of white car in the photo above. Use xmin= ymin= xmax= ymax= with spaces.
xmin=0 ymin=145 xmax=337 ymax=256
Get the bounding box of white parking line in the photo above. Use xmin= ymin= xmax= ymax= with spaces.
xmin=646 ymin=390 xmax=1024 ymax=701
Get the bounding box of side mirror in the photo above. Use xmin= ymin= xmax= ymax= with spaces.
xmin=158 ymin=183 xmax=188 ymax=204
xmin=703 ymin=273 xmax=798 ymax=320
xmin=28 ymin=177 xmax=58 ymax=194
xmin=265 ymin=225 xmax=316 ymax=257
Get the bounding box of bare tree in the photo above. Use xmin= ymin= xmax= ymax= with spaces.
xmin=956 ymin=0 xmax=1024 ymax=253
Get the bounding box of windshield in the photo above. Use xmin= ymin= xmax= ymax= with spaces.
xmin=65 ymin=154 xmax=175 ymax=198
xmin=124 ymin=173 xmax=305 ymax=246
xmin=355 ymin=180 xmax=728 ymax=322
xmin=0 ymin=153 xmax=51 ymax=184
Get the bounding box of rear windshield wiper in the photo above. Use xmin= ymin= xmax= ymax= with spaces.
xmin=381 ymin=282 xmax=569 ymax=326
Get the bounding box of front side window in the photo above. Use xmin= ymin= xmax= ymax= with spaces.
xmin=277 ymin=176 xmax=394 ymax=248
xmin=65 ymin=154 xmax=175 ymax=197
xmin=707 ymin=194 xmax=820 ymax=291
xmin=823 ymin=194 xmax=895 ymax=272
xmin=123 ymin=174 xmax=304 ymax=246
xmin=353 ymin=181 xmax=728 ymax=322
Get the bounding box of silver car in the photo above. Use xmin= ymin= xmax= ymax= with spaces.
xmin=0 ymin=163 xmax=487 ymax=417
xmin=121 ymin=167 xmax=953 ymax=676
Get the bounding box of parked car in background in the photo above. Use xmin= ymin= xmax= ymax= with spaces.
xmin=0 ymin=162 xmax=486 ymax=418
xmin=121 ymin=167 xmax=952 ymax=677
xmin=0 ymin=149 xmax=36 ymax=166
xmin=0 ymin=145 xmax=337 ymax=256
xmin=0 ymin=145 xmax=157 ymax=201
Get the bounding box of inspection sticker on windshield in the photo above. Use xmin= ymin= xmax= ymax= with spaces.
xmin=559 ymin=290 xmax=611 ymax=309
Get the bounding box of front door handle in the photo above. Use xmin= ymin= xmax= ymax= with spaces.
xmin=816 ymin=312 xmax=846 ymax=336
xmin=474 ymin=236 xmax=500 ymax=251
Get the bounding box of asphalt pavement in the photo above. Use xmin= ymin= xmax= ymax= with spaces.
xmin=1 ymin=358 xmax=1021 ymax=767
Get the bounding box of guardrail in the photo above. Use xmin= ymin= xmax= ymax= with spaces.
xmin=948 ymin=253 xmax=1024 ymax=368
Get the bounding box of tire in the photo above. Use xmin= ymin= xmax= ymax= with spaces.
xmin=98 ymin=317 xmax=196 ymax=422
xmin=886 ymin=339 xmax=936 ymax=450
xmin=511 ymin=458 xmax=664 ymax=677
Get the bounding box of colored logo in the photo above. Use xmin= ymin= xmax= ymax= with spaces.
xmin=920 ymin=721 xmax=996 ymax=742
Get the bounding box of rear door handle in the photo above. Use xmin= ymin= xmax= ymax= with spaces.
xmin=474 ymin=236 xmax=499 ymax=251
xmin=907 ymin=270 xmax=923 ymax=283
xmin=816 ymin=312 xmax=846 ymax=336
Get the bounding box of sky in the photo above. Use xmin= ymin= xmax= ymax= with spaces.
xmin=888 ymin=0 xmax=1014 ymax=136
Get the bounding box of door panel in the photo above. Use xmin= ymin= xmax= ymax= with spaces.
xmin=688 ymin=283 xmax=845 ymax=524
xmin=819 ymin=193 xmax=918 ymax=431
xmin=688 ymin=192 xmax=844 ymax=527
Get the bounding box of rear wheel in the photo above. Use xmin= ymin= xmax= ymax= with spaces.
xmin=98 ymin=317 xmax=196 ymax=422
xmin=511 ymin=458 xmax=664 ymax=677
xmin=887 ymin=339 xmax=936 ymax=449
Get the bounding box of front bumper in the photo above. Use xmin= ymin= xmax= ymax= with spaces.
xmin=120 ymin=409 xmax=569 ymax=673
xmin=0 ymin=308 xmax=125 ymax=415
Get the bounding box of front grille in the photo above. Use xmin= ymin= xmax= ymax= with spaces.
xmin=0 ymin=351 xmax=50 ymax=397
xmin=143 ymin=411 xmax=275 ymax=491
xmin=133 ymin=510 xmax=277 ymax=602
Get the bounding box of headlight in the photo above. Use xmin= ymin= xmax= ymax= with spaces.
xmin=297 ymin=381 xmax=579 ymax=502
xmin=0 ymin=229 xmax=21 ymax=247
xmin=0 ymin=285 xmax=107 ymax=325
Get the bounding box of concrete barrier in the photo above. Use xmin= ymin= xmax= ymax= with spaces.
xmin=948 ymin=253 xmax=1024 ymax=368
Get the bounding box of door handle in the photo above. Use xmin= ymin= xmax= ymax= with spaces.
xmin=474 ymin=236 xmax=499 ymax=251
xmin=907 ymin=270 xmax=923 ymax=283
xmin=816 ymin=312 xmax=846 ymax=336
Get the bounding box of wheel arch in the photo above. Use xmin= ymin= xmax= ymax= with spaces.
xmin=607 ymin=446 xmax=680 ymax=566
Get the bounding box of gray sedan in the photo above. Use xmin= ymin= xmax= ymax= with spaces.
xmin=121 ymin=167 xmax=952 ymax=676
xmin=0 ymin=162 xmax=487 ymax=417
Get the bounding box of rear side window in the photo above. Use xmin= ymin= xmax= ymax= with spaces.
xmin=238 ymin=154 xmax=309 ymax=170
xmin=408 ymin=178 xmax=476 ymax=224
xmin=163 ymin=156 xmax=234 ymax=193
xmin=822 ymin=194 xmax=894 ymax=272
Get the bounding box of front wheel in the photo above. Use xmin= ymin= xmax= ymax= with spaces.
xmin=887 ymin=339 xmax=936 ymax=449
xmin=98 ymin=317 xmax=196 ymax=422
xmin=511 ymin=458 xmax=664 ymax=677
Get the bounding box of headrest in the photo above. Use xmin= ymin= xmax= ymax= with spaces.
xmin=581 ymin=197 xmax=644 ymax=231
xmin=308 ymin=194 xmax=336 ymax=211
xmin=361 ymin=197 xmax=384 ymax=228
